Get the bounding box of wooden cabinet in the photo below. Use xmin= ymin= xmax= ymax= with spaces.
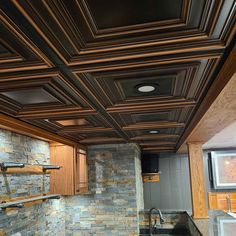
xmin=75 ymin=149 xmax=88 ymax=194
xmin=50 ymin=144 xmax=88 ymax=195
xmin=231 ymin=193 xmax=236 ymax=211
xmin=208 ymin=192 xmax=236 ymax=212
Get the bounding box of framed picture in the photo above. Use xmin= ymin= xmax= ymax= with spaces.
xmin=210 ymin=151 xmax=236 ymax=190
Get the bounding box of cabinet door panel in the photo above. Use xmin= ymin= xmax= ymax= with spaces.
xmin=209 ymin=192 xmax=236 ymax=212
xmin=216 ymin=193 xmax=228 ymax=210
xmin=75 ymin=149 xmax=88 ymax=194
xmin=208 ymin=193 xmax=217 ymax=209
xmin=230 ymin=193 xmax=236 ymax=212
xmin=50 ymin=144 xmax=75 ymax=195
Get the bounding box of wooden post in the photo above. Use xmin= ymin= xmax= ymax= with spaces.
xmin=187 ymin=142 xmax=208 ymax=219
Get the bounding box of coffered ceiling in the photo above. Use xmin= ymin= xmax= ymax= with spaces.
xmin=0 ymin=0 xmax=235 ymax=153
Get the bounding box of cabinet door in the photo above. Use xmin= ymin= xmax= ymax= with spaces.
xmin=208 ymin=193 xmax=217 ymax=209
xmin=50 ymin=144 xmax=75 ymax=195
xmin=208 ymin=192 xmax=236 ymax=212
xmin=230 ymin=193 xmax=236 ymax=212
xmin=216 ymin=193 xmax=228 ymax=210
xmin=75 ymin=149 xmax=88 ymax=194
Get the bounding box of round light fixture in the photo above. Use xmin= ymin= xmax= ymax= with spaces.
xmin=137 ymin=85 xmax=155 ymax=93
xmin=149 ymin=130 xmax=159 ymax=134
xmin=135 ymin=83 xmax=158 ymax=93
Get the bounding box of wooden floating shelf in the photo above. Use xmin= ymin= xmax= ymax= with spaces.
xmin=0 ymin=162 xmax=61 ymax=174
xmin=0 ymin=194 xmax=61 ymax=210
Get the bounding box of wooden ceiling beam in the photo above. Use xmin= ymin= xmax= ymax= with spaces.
xmin=17 ymin=108 xmax=96 ymax=119
xmin=69 ymin=42 xmax=224 ymax=67
xmin=123 ymin=121 xmax=185 ymax=131
xmin=79 ymin=137 xmax=125 ymax=144
xmin=142 ymin=147 xmax=175 ymax=151
xmin=177 ymin=43 xmax=236 ymax=152
xmin=143 ymin=150 xmax=175 ymax=153
xmin=71 ymin=51 xmax=222 ymax=73
xmin=107 ymin=100 xmax=196 ymax=113
xmin=58 ymin=127 xmax=114 ymax=134
xmin=139 ymin=141 xmax=176 ymax=146
xmin=131 ymin=134 xmax=179 ymax=141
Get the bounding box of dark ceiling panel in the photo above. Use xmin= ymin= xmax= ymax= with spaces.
xmin=55 ymin=118 xmax=90 ymax=126
xmin=117 ymin=74 xmax=174 ymax=98
xmin=75 ymin=60 xmax=220 ymax=108
xmin=132 ymin=112 xmax=170 ymax=123
xmin=2 ymin=0 xmax=234 ymax=66
xmin=0 ymin=0 xmax=235 ymax=153
xmin=0 ymin=43 xmax=10 ymax=54
xmin=85 ymin=0 xmax=183 ymax=29
xmin=1 ymin=88 xmax=58 ymax=105
xmin=0 ymin=13 xmax=50 ymax=72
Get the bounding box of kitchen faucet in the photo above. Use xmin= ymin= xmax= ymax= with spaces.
xmin=149 ymin=208 xmax=165 ymax=235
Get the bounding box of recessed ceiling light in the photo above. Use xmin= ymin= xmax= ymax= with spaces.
xmin=138 ymin=85 xmax=155 ymax=93
xmin=149 ymin=130 xmax=159 ymax=134
xmin=135 ymin=83 xmax=158 ymax=93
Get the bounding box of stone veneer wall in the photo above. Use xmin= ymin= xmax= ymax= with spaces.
xmin=65 ymin=143 xmax=144 ymax=236
xmin=0 ymin=130 xmax=144 ymax=236
xmin=0 ymin=129 xmax=65 ymax=236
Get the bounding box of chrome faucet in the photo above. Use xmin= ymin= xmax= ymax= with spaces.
xmin=149 ymin=208 xmax=165 ymax=235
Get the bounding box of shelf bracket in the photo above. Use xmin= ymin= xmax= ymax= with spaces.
xmin=42 ymin=165 xmax=61 ymax=172
xmin=0 ymin=162 xmax=25 ymax=171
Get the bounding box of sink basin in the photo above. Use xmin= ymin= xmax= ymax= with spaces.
xmin=228 ymin=212 xmax=236 ymax=219
xmin=140 ymin=228 xmax=191 ymax=235
xmin=139 ymin=211 xmax=201 ymax=236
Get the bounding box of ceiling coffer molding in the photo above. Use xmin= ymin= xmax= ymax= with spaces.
xmin=5 ymin=0 xmax=235 ymax=66
xmin=0 ymin=73 xmax=92 ymax=114
xmin=75 ymin=58 xmax=220 ymax=108
xmin=17 ymin=107 xmax=96 ymax=120
xmin=0 ymin=0 xmax=235 ymax=152
xmin=0 ymin=11 xmax=52 ymax=72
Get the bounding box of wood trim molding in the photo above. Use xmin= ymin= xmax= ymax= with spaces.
xmin=187 ymin=142 xmax=208 ymax=219
xmin=0 ymin=113 xmax=84 ymax=148
xmin=177 ymin=44 xmax=236 ymax=152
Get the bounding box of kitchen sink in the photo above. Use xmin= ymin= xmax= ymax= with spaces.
xmin=139 ymin=211 xmax=202 ymax=236
xmin=140 ymin=227 xmax=191 ymax=235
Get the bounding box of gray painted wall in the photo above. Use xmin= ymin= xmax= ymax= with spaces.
xmin=143 ymin=153 xmax=192 ymax=211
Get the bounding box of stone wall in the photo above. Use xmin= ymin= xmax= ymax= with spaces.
xmin=0 ymin=130 xmax=144 ymax=235
xmin=0 ymin=129 xmax=65 ymax=236
xmin=65 ymin=143 xmax=144 ymax=236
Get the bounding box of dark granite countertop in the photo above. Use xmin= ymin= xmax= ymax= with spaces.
xmin=139 ymin=209 xmax=236 ymax=236
xmin=191 ymin=210 xmax=236 ymax=236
